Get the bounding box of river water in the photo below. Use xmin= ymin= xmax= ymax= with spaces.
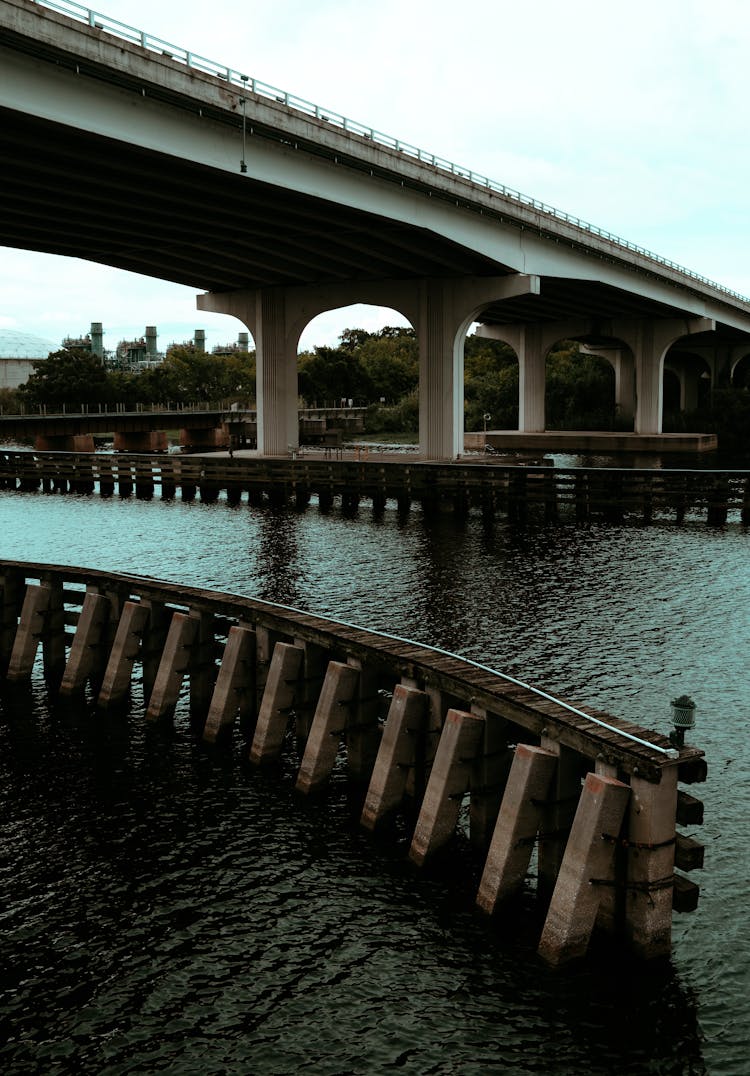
xmin=0 ymin=486 xmax=748 ymax=1074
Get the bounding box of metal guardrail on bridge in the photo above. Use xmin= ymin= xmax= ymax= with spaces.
xmin=27 ymin=0 xmax=749 ymax=306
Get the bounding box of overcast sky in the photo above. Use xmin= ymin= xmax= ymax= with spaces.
xmin=3 ymin=0 xmax=749 ymax=353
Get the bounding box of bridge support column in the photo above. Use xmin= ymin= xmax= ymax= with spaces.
xmin=198 ymin=288 xmax=299 ymax=455
xmin=615 ymin=318 xmax=715 ymax=434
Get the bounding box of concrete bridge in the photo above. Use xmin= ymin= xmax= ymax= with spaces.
xmin=2 ymin=0 xmax=750 ymax=457
xmin=0 ymin=560 xmax=706 ymax=963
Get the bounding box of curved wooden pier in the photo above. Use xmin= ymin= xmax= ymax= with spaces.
xmin=0 ymin=447 xmax=748 ymax=524
xmin=0 ymin=561 xmax=706 ymax=964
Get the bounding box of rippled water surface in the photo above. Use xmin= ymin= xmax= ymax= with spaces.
xmin=1 ymin=488 xmax=748 ymax=1074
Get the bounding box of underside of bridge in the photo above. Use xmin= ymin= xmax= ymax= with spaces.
xmin=3 ymin=0 xmax=750 ymax=461
xmin=3 ymin=103 xmax=747 ymax=335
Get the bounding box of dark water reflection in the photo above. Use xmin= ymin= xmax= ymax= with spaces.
xmin=1 ymin=488 xmax=747 ymax=1074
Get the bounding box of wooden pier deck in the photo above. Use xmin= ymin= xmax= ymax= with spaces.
xmin=0 ymin=561 xmax=706 ymax=964
xmin=0 ymin=446 xmax=748 ymax=524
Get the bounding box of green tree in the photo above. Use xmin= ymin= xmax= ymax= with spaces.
xmin=19 ymin=348 xmax=113 ymax=408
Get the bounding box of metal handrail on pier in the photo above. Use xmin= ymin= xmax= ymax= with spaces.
xmin=0 ymin=560 xmax=706 ymax=964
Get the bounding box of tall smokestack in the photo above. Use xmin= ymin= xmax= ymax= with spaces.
xmin=194 ymin=329 xmax=206 ymax=353
xmin=238 ymin=332 xmax=249 ymax=351
xmin=90 ymin=321 xmax=104 ymax=359
xmin=145 ymin=326 xmax=157 ymax=357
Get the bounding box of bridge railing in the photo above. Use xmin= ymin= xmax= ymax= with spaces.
xmin=29 ymin=1 xmax=749 ymax=307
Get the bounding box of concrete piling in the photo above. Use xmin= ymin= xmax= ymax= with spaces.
xmin=203 ymin=625 xmax=257 ymax=744
xmin=361 ymin=684 xmax=428 ymax=830
xmin=247 ymin=641 xmax=303 ymax=761
xmin=469 ymin=708 xmax=513 ymax=850
xmin=59 ymin=589 xmax=113 ymax=696
xmin=408 ymin=708 xmax=485 ymax=866
xmin=537 ymin=739 xmax=584 ymax=901
xmin=6 ymin=582 xmax=64 ymax=685
xmin=144 ymin=611 xmax=198 ymax=721
xmin=537 ymin=772 xmax=631 ymax=965
xmin=624 ymin=769 xmax=679 ymax=959
xmin=0 ymin=569 xmax=24 ymax=672
xmin=344 ymin=657 xmax=381 ymax=782
xmin=97 ymin=600 xmax=151 ymax=708
xmin=0 ymin=562 xmax=705 ymax=963
xmin=295 ymin=661 xmax=360 ymax=793
xmin=476 ymin=744 xmax=558 ymax=914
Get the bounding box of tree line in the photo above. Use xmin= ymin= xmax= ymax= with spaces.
xmin=3 ymin=325 xmax=748 ymax=452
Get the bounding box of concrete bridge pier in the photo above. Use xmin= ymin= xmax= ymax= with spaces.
xmin=198 ymin=274 xmax=538 ymax=460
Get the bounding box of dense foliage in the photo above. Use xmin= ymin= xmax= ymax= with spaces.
xmin=7 ymin=329 xmax=748 ymax=454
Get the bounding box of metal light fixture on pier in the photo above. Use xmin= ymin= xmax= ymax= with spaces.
xmin=669 ymin=694 xmax=696 ymax=748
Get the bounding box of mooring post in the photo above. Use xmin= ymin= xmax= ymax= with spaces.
xmin=144 ymin=611 xmax=198 ymax=722
xmin=623 ymin=768 xmax=679 ymax=958
xmin=537 ymin=739 xmax=585 ymax=902
xmin=537 ymin=772 xmax=631 ymax=966
xmin=361 ymin=684 xmax=428 ymax=830
xmin=247 ymin=641 xmax=303 ymax=760
xmin=203 ymin=625 xmax=257 ymax=744
xmin=59 ymin=589 xmax=113 ymax=697
xmin=345 ymin=657 xmax=381 ymax=782
xmin=97 ymin=600 xmax=151 ymax=708
xmin=295 ymin=661 xmax=360 ymax=793
xmin=476 ymin=744 xmax=558 ymax=914
xmin=408 ymin=708 xmax=485 ymax=866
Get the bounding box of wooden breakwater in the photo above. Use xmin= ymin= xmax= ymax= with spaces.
xmin=0 ymin=448 xmax=748 ymax=524
xmin=0 ymin=561 xmax=706 ymax=965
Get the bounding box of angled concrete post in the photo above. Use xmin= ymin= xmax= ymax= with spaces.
xmin=188 ymin=611 xmax=216 ymax=722
xmin=97 ymin=600 xmax=150 ymax=708
xmin=345 ymin=656 xmax=381 ymax=782
xmin=6 ymin=581 xmax=64 ymax=685
xmin=292 ymin=638 xmax=328 ymax=749
xmin=248 ymin=641 xmax=304 ymax=761
xmin=59 ymin=590 xmax=113 ymax=697
xmin=469 ymin=707 xmax=513 ymax=850
xmin=295 ymin=661 xmax=360 ymax=793
xmin=361 ymin=684 xmax=428 ymax=830
xmin=537 ymin=739 xmax=583 ymax=901
xmin=537 ymin=772 xmax=631 ymax=966
xmin=0 ymin=568 xmax=24 ymax=673
xmin=140 ymin=600 xmax=171 ymax=702
xmin=145 ymin=611 xmax=199 ymax=722
xmin=203 ymin=625 xmax=257 ymax=744
xmin=409 ymin=708 xmax=485 ymax=865
xmin=476 ymin=744 xmax=558 ymax=914
xmin=6 ymin=583 xmax=51 ymax=682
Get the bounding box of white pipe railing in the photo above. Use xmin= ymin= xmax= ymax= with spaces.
xmin=29 ymin=0 xmax=750 ymax=307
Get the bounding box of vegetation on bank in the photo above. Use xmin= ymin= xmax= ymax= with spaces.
xmin=3 ymin=326 xmax=749 ymax=454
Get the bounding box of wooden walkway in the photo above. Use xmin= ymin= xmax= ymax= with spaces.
xmin=0 ymin=561 xmax=706 ymax=964
xmin=0 ymin=447 xmax=748 ymax=523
